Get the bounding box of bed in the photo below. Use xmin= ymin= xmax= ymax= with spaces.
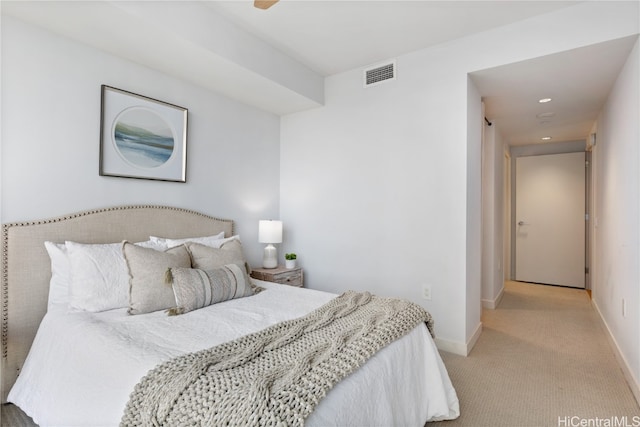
xmin=1 ymin=205 xmax=459 ymax=426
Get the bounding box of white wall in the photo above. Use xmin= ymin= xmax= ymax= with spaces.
xmin=281 ymin=55 xmax=471 ymax=352
xmin=481 ymin=121 xmax=505 ymax=308
xmin=503 ymin=144 xmax=511 ymax=281
xmin=280 ymin=1 xmax=639 ymax=353
xmin=466 ymin=77 xmax=483 ymax=349
xmin=591 ymin=38 xmax=640 ymax=401
xmin=0 ymin=16 xmax=281 ymax=266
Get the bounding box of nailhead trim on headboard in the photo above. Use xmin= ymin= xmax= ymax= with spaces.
xmin=1 ymin=205 xmax=234 ymax=359
xmin=2 ymin=224 xmax=8 ymax=359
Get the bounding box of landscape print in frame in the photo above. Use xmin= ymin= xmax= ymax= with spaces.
xmin=99 ymin=85 xmax=187 ymax=182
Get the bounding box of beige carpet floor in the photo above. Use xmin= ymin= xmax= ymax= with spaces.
xmin=430 ymin=281 xmax=640 ymax=427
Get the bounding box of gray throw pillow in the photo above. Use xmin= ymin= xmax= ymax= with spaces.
xmin=122 ymin=241 xmax=191 ymax=315
xmin=185 ymin=239 xmax=250 ymax=273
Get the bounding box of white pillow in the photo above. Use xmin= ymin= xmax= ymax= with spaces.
xmin=44 ymin=241 xmax=70 ymax=309
xmin=198 ymin=235 xmax=241 ymax=248
xmin=66 ymin=241 xmax=129 ymax=312
xmin=63 ymin=240 xmax=164 ymax=312
xmin=149 ymin=232 xmax=231 ymax=249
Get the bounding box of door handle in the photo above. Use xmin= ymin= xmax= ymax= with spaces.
xmin=518 ymin=221 xmax=530 ymax=226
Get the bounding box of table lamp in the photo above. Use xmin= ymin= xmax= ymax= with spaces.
xmin=258 ymin=220 xmax=282 ymax=268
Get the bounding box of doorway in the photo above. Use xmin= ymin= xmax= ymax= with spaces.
xmin=514 ymin=152 xmax=586 ymax=288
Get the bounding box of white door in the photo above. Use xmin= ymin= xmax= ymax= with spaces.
xmin=515 ymin=152 xmax=585 ymax=288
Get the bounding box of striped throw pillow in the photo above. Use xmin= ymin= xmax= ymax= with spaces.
xmin=167 ymin=263 xmax=254 ymax=315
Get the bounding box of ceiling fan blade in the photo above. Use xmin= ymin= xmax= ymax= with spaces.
xmin=254 ymin=0 xmax=279 ymax=10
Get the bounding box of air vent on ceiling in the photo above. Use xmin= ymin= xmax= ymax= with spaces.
xmin=364 ymin=61 xmax=396 ymax=88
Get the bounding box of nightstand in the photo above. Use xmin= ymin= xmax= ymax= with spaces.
xmin=250 ymin=266 xmax=303 ymax=287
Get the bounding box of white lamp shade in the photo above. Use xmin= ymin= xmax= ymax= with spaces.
xmin=258 ymin=220 xmax=283 ymax=243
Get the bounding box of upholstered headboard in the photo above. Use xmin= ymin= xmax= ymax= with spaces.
xmin=1 ymin=205 xmax=234 ymax=402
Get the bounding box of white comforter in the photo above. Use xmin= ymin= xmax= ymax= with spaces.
xmin=9 ymin=281 xmax=459 ymax=426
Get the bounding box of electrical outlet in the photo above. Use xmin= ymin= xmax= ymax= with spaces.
xmin=422 ymin=284 xmax=432 ymax=301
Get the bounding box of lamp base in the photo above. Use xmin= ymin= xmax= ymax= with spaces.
xmin=262 ymin=244 xmax=278 ymax=269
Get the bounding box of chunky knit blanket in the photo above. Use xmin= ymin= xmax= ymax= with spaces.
xmin=121 ymin=291 xmax=434 ymax=427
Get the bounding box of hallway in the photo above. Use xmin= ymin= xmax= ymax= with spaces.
xmin=432 ymin=281 xmax=640 ymax=426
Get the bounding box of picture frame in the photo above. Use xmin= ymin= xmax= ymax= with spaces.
xmin=99 ymin=85 xmax=188 ymax=182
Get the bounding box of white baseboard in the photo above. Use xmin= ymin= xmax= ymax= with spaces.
xmin=435 ymin=322 xmax=483 ymax=356
xmin=482 ymin=286 xmax=505 ymax=309
xmin=435 ymin=338 xmax=467 ymax=355
xmin=592 ymin=299 xmax=640 ymax=406
xmin=467 ymin=322 xmax=483 ymax=353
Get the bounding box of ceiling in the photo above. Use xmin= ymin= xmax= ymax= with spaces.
xmin=471 ymin=35 xmax=638 ymax=146
xmin=207 ymin=1 xmax=580 ymax=76
xmin=208 ymin=0 xmax=637 ymax=146
xmin=3 ymin=1 xmax=638 ymax=146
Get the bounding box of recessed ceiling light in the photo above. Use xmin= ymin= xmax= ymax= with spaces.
xmin=536 ymin=112 xmax=556 ymax=119
xmin=538 ymin=98 xmax=552 ymax=103
xmin=541 ymin=136 xmax=552 ymax=141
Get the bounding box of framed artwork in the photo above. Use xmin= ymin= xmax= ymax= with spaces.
xmin=99 ymin=85 xmax=188 ymax=182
